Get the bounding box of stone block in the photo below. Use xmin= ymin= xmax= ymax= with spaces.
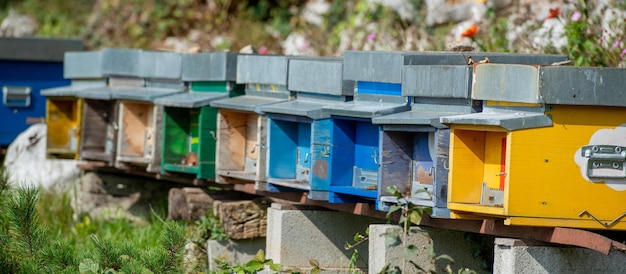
xmin=494 ymin=238 xmax=626 ymax=274
xmin=207 ymin=238 xmax=267 ymax=271
xmin=266 ymin=204 xmax=384 ymax=273
xmin=368 ymin=224 xmax=488 ymax=274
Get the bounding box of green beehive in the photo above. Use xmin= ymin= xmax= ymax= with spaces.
xmin=154 ymin=52 xmax=243 ymax=179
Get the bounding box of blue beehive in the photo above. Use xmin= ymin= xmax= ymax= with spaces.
xmin=211 ymin=54 xmax=293 ymax=189
xmin=372 ymin=53 xmax=569 ymax=216
xmin=320 ymin=51 xmax=412 ymax=204
xmin=0 ymin=37 xmax=82 ymax=148
xmin=76 ymin=48 xmax=143 ymax=166
xmin=260 ymin=58 xmax=351 ymax=199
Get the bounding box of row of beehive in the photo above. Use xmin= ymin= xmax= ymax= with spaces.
xmin=42 ymin=48 xmax=626 ymax=230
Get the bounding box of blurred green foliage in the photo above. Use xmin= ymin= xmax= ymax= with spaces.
xmin=0 ymin=0 xmax=624 ymax=66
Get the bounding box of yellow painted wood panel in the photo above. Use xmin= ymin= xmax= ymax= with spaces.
xmin=448 ymin=202 xmax=505 ymax=216
xmin=501 ymin=105 xmax=626 ymax=227
xmin=449 ymin=129 xmax=486 ymax=204
xmin=46 ymin=98 xmax=82 ymax=156
xmin=483 ymin=132 xmax=507 ymax=190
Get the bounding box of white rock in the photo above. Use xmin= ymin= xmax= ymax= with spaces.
xmin=302 ymin=0 xmax=330 ymax=26
xmin=0 ymin=10 xmax=37 ymax=37
xmin=3 ymin=124 xmax=81 ymax=190
xmin=426 ymin=0 xmax=486 ymax=26
xmin=281 ymin=32 xmax=318 ymax=56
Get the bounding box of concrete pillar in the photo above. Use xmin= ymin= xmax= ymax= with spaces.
xmin=368 ymin=224 xmax=488 ymax=274
xmin=266 ymin=203 xmax=383 ymax=273
xmin=494 ymin=238 xmax=626 ymax=274
xmin=207 ymin=238 xmax=267 ymax=271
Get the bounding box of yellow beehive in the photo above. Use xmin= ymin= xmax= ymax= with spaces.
xmin=45 ymin=98 xmax=83 ymax=158
xmin=442 ymin=64 xmax=626 ymax=230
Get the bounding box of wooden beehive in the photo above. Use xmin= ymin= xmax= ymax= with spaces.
xmin=75 ymin=49 xmax=142 ymax=166
xmin=113 ymin=50 xmax=184 ymax=172
xmin=442 ymin=64 xmax=626 ymax=230
xmin=80 ymin=99 xmax=118 ymax=163
xmin=41 ymin=51 xmax=105 ymax=159
xmin=211 ymin=55 xmax=291 ymax=189
xmin=156 ymin=52 xmax=243 ymax=179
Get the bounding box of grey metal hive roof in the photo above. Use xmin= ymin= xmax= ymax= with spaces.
xmin=210 ymin=95 xmax=289 ymax=114
xmin=182 ymin=52 xmax=238 ymax=82
xmin=153 ymin=92 xmax=228 ymax=108
xmin=237 ymin=55 xmax=289 ymax=85
xmin=101 ymin=48 xmax=142 ymax=77
xmin=342 ymin=50 xmax=569 ymax=85
xmin=260 ymin=99 xmax=354 ymax=120
xmin=440 ymin=111 xmax=553 ymax=130
xmin=40 ymin=80 xmax=107 ymax=97
xmin=402 ymin=65 xmax=473 ymax=98
xmin=110 ymin=86 xmax=185 ymax=102
xmin=64 ymin=51 xmax=104 ymax=79
xmin=322 ymin=94 xmax=409 ymax=119
xmin=473 ymin=64 xmax=626 ymax=106
xmin=139 ymin=51 xmax=182 ymax=80
xmin=287 ymin=58 xmax=347 ymax=96
xmin=74 ymin=86 xmax=113 ymax=100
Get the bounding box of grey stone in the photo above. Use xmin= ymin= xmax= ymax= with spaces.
xmin=266 ymin=204 xmax=384 ymax=272
xmin=207 ymin=238 xmax=267 ymax=271
xmin=368 ymin=224 xmax=488 ymax=274
xmin=494 ymin=238 xmax=626 ymax=274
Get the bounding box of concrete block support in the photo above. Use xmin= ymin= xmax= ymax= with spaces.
xmin=368 ymin=224 xmax=487 ymax=274
xmin=494 ymin=238 xmax=626 ymax=274
xmin=207 ymin=238 xmax=267 ymax=271
xmin=266 ymin=204 xmax=383 ymax=273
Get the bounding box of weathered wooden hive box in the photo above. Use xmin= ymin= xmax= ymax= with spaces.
xmin=154 ymin=52 xmax=243 ymax=179
xmin=75 ymin=48 xmax=141 ymax=166
xmin=372 ymin=53 xmax=568 ymax=217
xmin=320 ymin=50 xmax=413 ymax=204
xmin=211 ymin=55 xmax=292 ymax=188
xmin=42 ymin=51 xmax=108 ymax=160
xmin=259 ymin=58 xmax=351 ymax=199
xmin=442 ymin=64 xmax=626 ymax=230
xmin=3 ymin=37 xmax=83 ymax=156
xmin=113 ymin=50 xmax=185 ymax=173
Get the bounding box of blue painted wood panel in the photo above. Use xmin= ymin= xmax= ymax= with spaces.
xmin=356 ymin=81 xmax=402 ymax=96
xmin=354 ymin=121 xmax=379 ymax=171
xmin=267 ymin=117 xmax=297 ymax=179
xmin=1 ymin=60 xmax=68 ymax=146
xmin=310 ymin=118 xmax=333 ymax=193
xmin=329 ymin=118 xmax=356 ymax=187
xmin=297 ymin=123 xmax=311 ymax=168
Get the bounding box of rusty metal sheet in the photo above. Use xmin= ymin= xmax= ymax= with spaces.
xmin=420 ymin=215 xmax=625 ymax=255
